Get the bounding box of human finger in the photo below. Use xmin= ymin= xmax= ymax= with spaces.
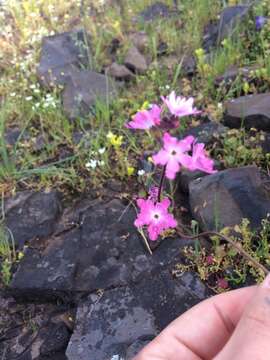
xmin=134 ymin=286 xmax=257 ymax=360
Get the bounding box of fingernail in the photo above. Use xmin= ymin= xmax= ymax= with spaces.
xmin=262 ymin=273 xmax=270 ymax=289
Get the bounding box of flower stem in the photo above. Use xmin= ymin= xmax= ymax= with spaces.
xmin=158 ymin=165 xmax=166 ymax=202
xmin=176 ymin=227 xmax=269 ymax=276
xmin=138 ymin=228 xmax=153 ymax=255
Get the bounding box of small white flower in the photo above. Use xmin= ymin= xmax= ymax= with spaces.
xmin=138 ymin=169 xmax=146 ymax=176
xmin=29 ymin=84 xmax=36 ymax=89
xmin=10 ymin=92 xmax=16 ymax=97
xmin=25 ymin=96 xmax=33 ymax=101
xmin=98 ymin=160 xmax=105 ymax=166
xmin=165 ymin=85 xmax=170 ymax=89
xmin=98 ymin=147 xmax=106 ymax=154
xmin=86 ymin=160 xmax=97 ymax=169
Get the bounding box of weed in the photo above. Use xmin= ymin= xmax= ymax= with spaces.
xmin=181 ymin=217 xmax=270 ymax=292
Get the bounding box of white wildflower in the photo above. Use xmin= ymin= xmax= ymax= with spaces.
xmin=98 ymin=147 xmax=106 ymax=154
xmin=86 ymin=160 xmax=97 ymax=169
xmin=138 ymin=169 xmax=146 ymax=176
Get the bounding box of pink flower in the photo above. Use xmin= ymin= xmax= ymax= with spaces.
xmin=181 ymin=142 xmax=217 ymax=174
xmin=134 ymin=197 xmax=177 ymax=241
xmin=152 ymin=133 xmax=194 ymax=180
xmin=161 ymin=91 xmax=201 ymax=117
xmin=126 ymin=104 xmax=162 ymax=129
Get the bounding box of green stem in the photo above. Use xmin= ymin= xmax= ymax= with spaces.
xmin=158 ymin=165 xmax=166 ymax=202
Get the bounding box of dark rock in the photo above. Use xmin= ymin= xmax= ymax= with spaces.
xmin=126 ymin=340 xmax=151 ymax=359
xmin=224 ymin=93 xmax=270 ymax=131
xmin=181 ymin=56 xmax=196 ymax=76
xmin=129 ymin=32 xmax=149 ymax=52
xmin=178 ymin=169 xmax=207 ymax=194
xmin=218 ymin=6 xmax=250 ymax=41
xmin=140 ymin=2 xmax=171 ymax=22
xmin=160 ymin=55 xmax=179 ymax=71
xmin=203 ymin=6 xmax=250 ymax=51
xmin=106 ymin=62 xmax=135 ymax=81
xmin=62 ymin=70 xmax=117 ymax=119
xmin=203 ymin=21 xmax=219 ymax=52
xmin=40 ymin=322 xmax=70 ymax=357
xmin=34 ymin=134 xmax=47 ymax=151
xmin=124 ymin=46 xmax=148 ymax=74
xmin=37 ymin=30 xmax=90 ymax=87
xmin=215 ymin=65 xmax=258 ymax=86
xmin=182 ymin=122 xmax=227 ymax=146
xmin=66 ymin=270 xmax=209 ymax=359
xmin=189 ymin=166 xmax=270 ymax=232
xmin=4 ymin=128 xmax=22 ymax=146
xmin=107 ymin=38 xmax=121 ymax=56
xmin=0 ymin=295 xmax=71 ymax=360
xmin=4 ymin=191 xmax=61 ymax=248
xmin=4 ymin=128 xmax=29 ymax=146
xmin=157 ymin=41 xmax=168 ymax=56
xmin=160 ymin=55 xmax=196 ymax=76
xmin=260 ymin=132 xmax=270 ymax=154
xmin=10 ymin=199 xmax=195 ymax=302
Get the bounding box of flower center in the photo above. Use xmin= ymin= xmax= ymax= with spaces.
xmin=171 ymin=150 xmax=177 ymax=156
xmin=154 ymin=213 xmax=159 ymax=219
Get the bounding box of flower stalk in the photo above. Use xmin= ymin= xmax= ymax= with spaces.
xmin=157 ymin=165 xmax=166 ymax=202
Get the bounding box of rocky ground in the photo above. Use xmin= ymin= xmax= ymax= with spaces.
xmin=1 ymin=1 xmax=270 ymax=359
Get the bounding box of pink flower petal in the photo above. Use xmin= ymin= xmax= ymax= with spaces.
xmin=162 ymin=91 xmax=201 ymax=117
xmin=152 ymin=149 xmax=169 ymax=166
xmin=126 ymin=105 xmax=162 ymax=130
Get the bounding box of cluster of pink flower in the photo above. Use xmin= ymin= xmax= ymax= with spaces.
xmin=126 ymin=91 xmax=216 ymax=242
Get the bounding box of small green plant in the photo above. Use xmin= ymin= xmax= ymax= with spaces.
xmin=180 ymin=217 xmax=270 ymax=292
xmin=216 ymin=129 xmax=267 ymax=168
xmin=0 ymin=224 xmax=16 ymax=285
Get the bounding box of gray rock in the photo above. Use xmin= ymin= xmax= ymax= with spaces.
xmin=260 ymin=132 xmax=270 ymax=154
xmin=224 ymin=93 xmax=270 ymax=131
xmin=106 ymin=62 xmax=135 ymax=81
xmin=218 ymin=5 xmax=250 ymax=41
xmin=4 ymin=191 xmax=62 ymax=248
xmin=4 ymin=128 xmax=29 ymax=146
xmin=140 ymin=2 xmax=171 ymax=22
xmin=10 ymin=199 xmax=194 ymax=302
xmin=66 ymin=270 xmax=208 ymax=359
xmin=215 ymin=65 xmax=258 ymax=86
xmin=37 ymin=30 xmax=91 ymax=87
xmin=178 ymin=169 xmax=207 ymax=194
xmin=129 ymin=32 xmax=149 ymax=52
xmin=0 ymin=295 xmax=71 ymax=360
xmin=62 ymin=70 xmax=117 ymax=119
xmin=66 ymin=287 xmax=157 ymax=360
xmin=124 ymin=46 xmax=148 ymax=74
xmin=126 ymin=340 xmax=151 ymax=359
xmin=189 ymin=166 xmax=270 ymax=232
xmin=203 ymin=6 xmax=250 ymax=51
xmin=34 ymin=134 xmax=47 ymax=151
xmin=181 ymin=56 xmax=196 ymax=76
xmin=182 ymin=122 xmax=227 ymax=146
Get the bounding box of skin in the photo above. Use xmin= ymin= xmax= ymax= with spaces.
xmin=134 ymin=276 xmax=270 ymax=360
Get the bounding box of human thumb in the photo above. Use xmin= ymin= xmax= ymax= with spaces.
xmin=215 ymin=273 xmax=270 ymax=360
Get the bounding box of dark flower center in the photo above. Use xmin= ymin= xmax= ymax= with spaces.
xmin=171 ymin=150 xmax=177 ymax=156
xmin=154 ymin=214 xmax=159 ymax=219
